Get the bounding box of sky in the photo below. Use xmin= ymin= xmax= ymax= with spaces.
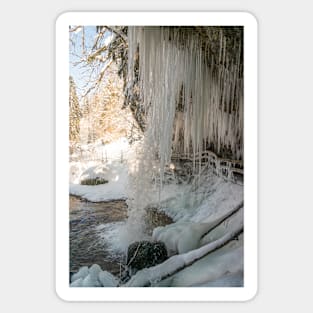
xmin=69 ymin=26 xmax=113 ymax=99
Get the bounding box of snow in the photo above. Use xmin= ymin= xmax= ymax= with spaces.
xmin=193 ymin=271 xmax=243 ymax=287
xmin=124 ymin=225 xmax=243 ymax=287
xmin=70 ymin=26 xmax=244 ymax=288
xmin=70 ymin=161 xmax=128 ymax=202
xmin=69 ymin=137 xmax=130 ymax=202
xmin=156 ymin=240 xmax=243 ymax=287
xmin=70 ymin=264 xmax=118 ymax=287
xmin=98 ymin=270 xmax=119 ymax=287
xmin=70 ymin=139 xmax=244 ymax=287
xmin=152 ymin=206 xmax=242 ymax=256
xmin=71 ymin=266 xmax=89 ymax=282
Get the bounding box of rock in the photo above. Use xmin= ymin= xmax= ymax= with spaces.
xmin=143 ymin=208 xmax=173 ymax=235
xmin=80 ymin=177 xmax=108 ymax=185
xmin=126 ymin=240 xmax=168 ymax=272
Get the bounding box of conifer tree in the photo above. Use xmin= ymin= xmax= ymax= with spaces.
xmin=69 ymin=76 xmax=81 ymax=143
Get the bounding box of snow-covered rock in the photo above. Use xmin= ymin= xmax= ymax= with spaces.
xmin=71 ymin=266 xmax=89 ymax=283
xmin=70 ymin=264 xmax=119 ymax=287
xmin=70 ymin=278 xmax=83 ymax=287
xmin=81 ymin=264 xmax=102 ymax=287
xmin=70 ymin=161 xmax=128 ymax=202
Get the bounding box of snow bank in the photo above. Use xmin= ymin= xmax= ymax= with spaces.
xmin=69 ymin=161 xmax=128 ymax=202
xmin=156 ymin=236 xmax=243 ymax=287
xmin=193 ymin=271 xmax=243 ymax=287
xmin=158 ymin=172 xmax=243 ymax=223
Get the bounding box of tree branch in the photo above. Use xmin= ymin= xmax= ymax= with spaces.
xmin=104 ymin=26 xmax=128 ymax=44
xmin=69 ymin=26 xmax=82 ymax=33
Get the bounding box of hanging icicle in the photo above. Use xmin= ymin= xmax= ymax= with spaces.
xmin=127 ymin=26 xmax=243 ymax=166
xmin=125 ymin=26 xmax=243 ymax=240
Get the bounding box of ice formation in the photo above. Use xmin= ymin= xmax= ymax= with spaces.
xmin=125 ymin=27 xmax=243 ymax=238
xmin=127 ymin=26 xmax=243 ymax=166
xmin=118 ymin=27 xmax=244 ymax=287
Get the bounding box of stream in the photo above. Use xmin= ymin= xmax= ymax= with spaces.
xmin=69 ymin=195 xmax=173 ymax=280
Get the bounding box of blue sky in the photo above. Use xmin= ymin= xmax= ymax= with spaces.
xmin=69 ymin=26 xmax=112 ymax=99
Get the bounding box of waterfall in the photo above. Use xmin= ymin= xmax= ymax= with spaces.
xmin=124 ymin=26 xmax=243 ymax=243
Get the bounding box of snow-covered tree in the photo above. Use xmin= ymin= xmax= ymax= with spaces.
xmin=69 ymin=76 xmax=81 ymax=144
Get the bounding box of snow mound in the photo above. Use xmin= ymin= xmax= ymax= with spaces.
xmin=98 ymin=271 xmax=119 ymax=287
xmin=157 ymin=240 xmax=243 ymax=287
xmin=193 ymin=271 xmax=243 ymax=287
xmin=80 ymin=162 xmax=123 ymax=183
xmin=71 ymin=266 xmax=89 ymax=282
xmin=69 ymin=161 xmax=128 ymax=202
xmin=70 ymin=264 xmax=119 ymax=287
xmin=153 ymin=206 xmax=243 ymax=256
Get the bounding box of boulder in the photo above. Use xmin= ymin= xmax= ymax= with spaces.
xmin=127 ymin=240 xmax=168 ymax=271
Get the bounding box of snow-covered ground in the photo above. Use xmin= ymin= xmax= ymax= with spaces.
xmin=69 ymin=137 xmax=130 ymax=201
xmin=69 ymin=137 xmax=244 ymax=287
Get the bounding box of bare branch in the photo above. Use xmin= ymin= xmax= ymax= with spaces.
xmin=81 ymin=60 xmax=113 ymax=98
xmin=104 ymin=26 xmax=128 ymax=44
xmin=69 ymin=25 xmax=82 ymax=33
xmin=87 ymin=46 xmax=108 ymax=63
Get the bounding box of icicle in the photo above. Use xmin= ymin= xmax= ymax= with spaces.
xmin=126 ymin=26 xmax=243 ymax=241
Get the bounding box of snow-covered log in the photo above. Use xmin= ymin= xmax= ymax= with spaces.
xmin=122 ymin=224 xmax=243 ymax=287
xmin=153 ymin=202 xmax=243 ymax=255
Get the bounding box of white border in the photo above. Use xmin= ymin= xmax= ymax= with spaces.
xmin=56 ymin=11 xmax=258 ymax=302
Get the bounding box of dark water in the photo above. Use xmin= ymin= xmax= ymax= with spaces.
xmin=70 ymin=196 xmax=127 ymax=277
xmin=69 ymin=196 xmax=173 ymax=279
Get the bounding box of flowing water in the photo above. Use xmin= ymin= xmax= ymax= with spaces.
xmin=69 ymin=195 xmax=173 ymax=280
xmin=70 ymin=196 xmax=127 ymax=278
